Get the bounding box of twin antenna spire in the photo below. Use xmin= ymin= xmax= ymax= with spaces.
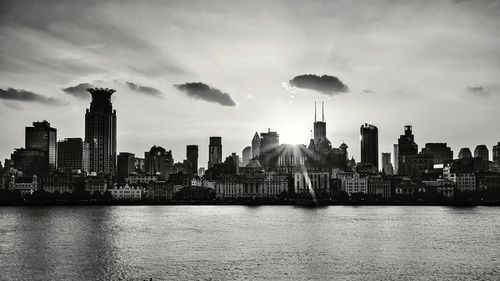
xmin=314 ymin=101 xmax=325 ymax=122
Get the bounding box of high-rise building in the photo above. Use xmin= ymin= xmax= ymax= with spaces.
xmin=393 ymin=144 xmax=399 ymax=174
xmin=25 ymin=120 xmax=57 ymax=173
xmin=458 ymin=148 xmax=472 ymax=159
xmin=251 ymin=132 xmax=260 ymax=158
xmin=57 ymin=138 xmax=90 ymax=173
xmin=186 ymin=145 xmax=199 ymax=175
xmin=381 ymin=152 xmax=393 ymax=175
xmin=242 ymin=146 xmax=251 ymax=167
xmin=494 ymin=142 xmax=500 ymax=164
xmin=360 ymin=123 xmax=378 ymax=171
xmin=85 ymin=88 xmax=117 ymax=175
xmin=474 ymin=145 xmax=489 ymax=162
xmin=313 ymin=102 xmax=327 ymax=144
xmin=11 ymin=148 xmax=46 ymax=177
xmin=208 ymin=137 xmax=222 ymax=168
xmin=397 ymin=125 xmax=418 ymax=175
xmin=117 ymin=152 xmax=135 ymax=182
xmin=421 ymin=143 xmax=453 ymax=164
xmin=259 ymin=129 xmax=279 ymax=168
xmin=145 ymin=145 xmax=173 ymax=180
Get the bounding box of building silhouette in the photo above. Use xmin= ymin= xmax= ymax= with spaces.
xmin=57 ymin=138 xmax=90 ymax=173
xmin=242 ymin=146 xmax=251 ymax=167
xmin=186 ymin=145 xmax=199 ymax=175
xmin=360 ymin=123 xmax=379 ymax=171
xmin=458 ymin=147 xmax=472 ymax=159
xmin=25 ymin=120 xmax=57 ymax=173
xmin=393 ymin=144 xmax=399 ymax=174
xmin=208 ymin=137 xmax=222 ymax=168
xmin=494 ymin=142 xmax=500 ymax=165
xmin=85 ymin=88 xmax=117 ymax=175
xmin=421 ymin=143 xmax=453 ymax=165
xmin=11 ymin=148 xmax=46 ymax=177
xmin=259 ymin=129 xmax=279 ymax=168
xmin=474 ymin=145 xmax=489 ymax=162
xmin=397 ymin=125 xmax=418 ymax=175
xmin=381 ymin=152 xmax=393 ymax=175
xmin=251 ymin=132 xmax=260 ymax=158
xmin=117 ymin=152 xmax=135 ymax=182
xmin=145 ymin=145 xmax=173 ymax=180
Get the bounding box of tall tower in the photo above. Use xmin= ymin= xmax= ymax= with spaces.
xmin=397 ymin=125 xmax=418 ymax=175
xmin=474 ymin=145 xmax=489 ymax=162
xmin=85 ymin=88 xmax=117 ymax=175
xmin=25 ymin=120 xmax=57 ymax=174
xmin=313 ymin=101 xmax=327 ymax=144
xmin=186 ymin=145 xmax=199 ymax=175
xmin=208 ymin=137 xmax=222 ymax=168
xmin=360 ymin=123 xmax=379 ymax=170
xmin=251 ymin=132 xmax=260 ymax=158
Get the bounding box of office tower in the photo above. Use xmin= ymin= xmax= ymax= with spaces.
xmin=134 ymin=157 xmax=145 ymax=173
xmin=25 ymin=120 xmax=57 ymax=173
xmin=313 ymin=102 xmax=327 ymax=143
xmin=186 ymin=145 xmax=199 ymax=175
xmin=224 ymin=153 xmax=240 ymax=174
xmin=421 ymin=143 xmax=453 ymax=164
xmin=85 ymin=88 xmax=117 ymax=175
xmin=208 ymin=137 xmax=222 ymax=168
xmin=381 ymin=152 xmax=393 ymax=175
xmin=242 ymin=146 xmax=251 ymax=167
xmin=145 ymin=145 xmax=173 ymax=180
xmin=11 ymin=148 xmax=46 ymax=177
xmin=393 ymin=144 xmax=399 ymax=174
xmin=494 ymin=142 xmax=500 ymax=164
xmin=397 ymin=125 xmax=418 ymax=175
xmin=360 ymin=123 xmax=379 ymax=171
xmin=474 ymin=145 xmax=489 ymax=162
xmin=259 ymin=129 xmax=279 ymax=168
xmin=252 ymin=132 xmax=260 ymax=158
xmin=57 ymin=138 xmax=90 ymax=173
xmin=117 ymin=152 xmax=135 ymax=182
xmin=458 ymin=148 xmax=472 ymax=159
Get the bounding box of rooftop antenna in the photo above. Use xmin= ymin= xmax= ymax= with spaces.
xmin=314 ymin=101 xmax=317 ymax=122
xmin=322 ymin=101 xmax=325 ymax=122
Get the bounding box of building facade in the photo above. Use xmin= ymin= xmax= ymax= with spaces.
xmin=360 ymin=123 xmax=379 ymax=171
xmin=57 ymin=138 xmax=90 ymax=173
xmin=85 ymin=88 xmax=117 ymax=175
xmin=186 ymin=145 xmax=199 ymax=176
xmin=117 ymin=152 xmax=135 ymax=183
xmin=208 ymin=137 xmax=222 ymax=168
xmin=25 ymin=120 xmax=57 ymax=174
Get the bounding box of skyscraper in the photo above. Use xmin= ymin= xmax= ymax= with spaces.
xmin=381 ymin=152 xmax=393 ymax=175
xmin=186 ymin=145 xmax=199 ymax=175
xmin=458 ymin=148 xmax=472 ymax=159
xmin=251 ymin=132 xmax=260 ymax=158
xmin=259 ymin=129 xmax=279 ymax=168
xmin=360 ymin=123 xmax=379 ymax=171
xmin=25 ymin=120 xmax=57 ymax=173
xmin=397 ymin=125 xmax=418 ymax=175
xmin=208 ymin=137 xmax=222 ymax=168
xmin=85 ymin=88 xmax=117 ymax=175
xmin=493 ymin=142 xmax=500 ymax=165
xmin=393 ymin=144 xmax=399 ymax=174
xmin=474 ymin=145 xmax=489 ymax=162
xmin=145 ymin=145 xmax=173 ymax=180
xmin=57 ymin=138 xmax=90 ymax=173
xmin=117 ymin=152 xmax=135 ymax=182
xmin=421 ymin=143 xmax=453 ymax=164
xmin=242 ymin=146 xmax=251 ymax=167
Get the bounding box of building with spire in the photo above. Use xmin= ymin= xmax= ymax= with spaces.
xmin=85 ymin=88 xmax=117 ymax=175
xmin=251 ymin=132 xmax=260 ymax=158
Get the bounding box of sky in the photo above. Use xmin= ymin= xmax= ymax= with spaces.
xmin=1 ymin=0 xmax=500 ymax=168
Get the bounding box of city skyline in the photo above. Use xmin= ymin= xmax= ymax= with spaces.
xmin=1 ymin=0 xmax=500 ymax=167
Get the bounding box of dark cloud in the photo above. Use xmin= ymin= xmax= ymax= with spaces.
xmin=0 ymin=87 xmax=64 ymax=106
xmin=173 ymin=82 xmax=236 ymax=107
xmin=289 ymin=74 xmax=349 ymax=95
xmin=467 ymin=86 xmax=490 ymax=97
xmin=125 ymin=81 xmax=162 ymax=98
xmin=62 ymin=82 xmax=95 ymax=99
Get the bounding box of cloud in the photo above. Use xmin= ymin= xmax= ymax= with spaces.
xmin=125 ymin=81 xmax=162 ymax=98
xmin=62 ymin=82 xmax=95 ymax=99
xmin=363 ymin=89 xmax=375 ymax=94
xmin=467 ymin=86 xmax=490 ymax=97
xmin=173 ymin=82 xmax=237 ymax=107
xmin=288 ymin=74 xmax=349 ymax=95
xmin=0 ymin=87 xmax=64 ymax=106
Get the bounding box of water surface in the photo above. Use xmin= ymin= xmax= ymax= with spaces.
xmin=0 ymin=206 xmax=498 ymax=280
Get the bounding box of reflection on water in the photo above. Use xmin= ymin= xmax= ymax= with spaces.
xmin=0 ymin=206 xmax=499 ymax=280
